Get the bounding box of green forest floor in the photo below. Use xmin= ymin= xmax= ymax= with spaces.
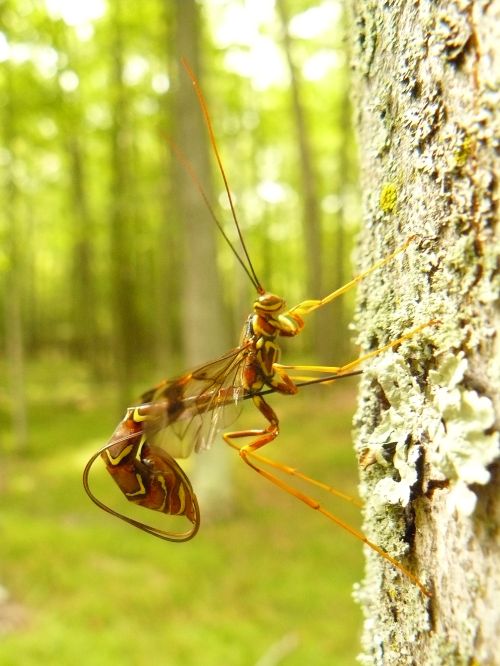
xmin=0 ymin=362 xmax=364 ymax=666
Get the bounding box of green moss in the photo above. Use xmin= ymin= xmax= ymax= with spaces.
xmin=379 ymin=182 xmax=398 ymax=213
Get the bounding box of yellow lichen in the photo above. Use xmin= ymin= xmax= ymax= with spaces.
xmin=454 ymin=135 xmax=473 ymax=168
xmin=379 ymin=182 xmax=398 ymax=213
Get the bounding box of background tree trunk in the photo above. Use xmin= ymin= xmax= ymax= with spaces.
xmin=276 ymin=0 xmax=327 ymax=360
xmin=108 ymin=0 xmax=140 ymax=404
xmin=2 ymin=54 xmax=27 ymax=451
xmin=169 ymin=0 xmax=233 ymax=514
xmin=348 ymin=2 xmax=499 ymax=664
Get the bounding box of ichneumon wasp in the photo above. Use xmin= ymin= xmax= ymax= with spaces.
xmin=84 ymin=59 xmax=436 ymax=597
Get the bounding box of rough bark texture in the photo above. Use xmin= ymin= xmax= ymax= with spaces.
xmin=348 ymin=2 xmax=499 ymax=664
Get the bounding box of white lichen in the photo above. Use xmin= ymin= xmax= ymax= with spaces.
xmin=428 ymin=352 xmax=499 ymax=515
xmin=363 ymin=351 xmax=437 ymax=509
xmin=363 ymin=350 xmax=499 ymax=517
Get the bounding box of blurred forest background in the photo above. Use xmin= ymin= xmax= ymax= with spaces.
xmin=1 ymin=1 xmax=365 ymax=664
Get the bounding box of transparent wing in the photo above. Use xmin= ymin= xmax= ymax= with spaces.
xmin=140 ymin=344 xmax=251 ymax=460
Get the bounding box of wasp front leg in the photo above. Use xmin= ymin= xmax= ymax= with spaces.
xmin=288 ymin=236 xmax=417 ymax=319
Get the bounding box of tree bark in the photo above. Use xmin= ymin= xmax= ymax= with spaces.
xmin=348 ymin=1 xmax=499 ymax=664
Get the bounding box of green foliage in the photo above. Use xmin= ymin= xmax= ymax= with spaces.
xmin=1 ymin=4 xmax=365 ymax=661
xmin=0 ymin=0 xmax=360 ymax=383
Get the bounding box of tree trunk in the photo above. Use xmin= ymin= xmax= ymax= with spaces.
xmin=169 ymin=0 xmax=233 ymax=514
xmin=49 ymin=20 xmax=100 ymax=376
xmin=276 ymin=0 xmax=326 ymax=361
xmin=108 ymin=0 xmax=139 ymax=404
xmin=67 ymin=133 xmax=100 ymax=374
xmin=2 ymin=50 xmax=28 ymax=451
xmin=348 ymin=1 xmax=499 ymax=664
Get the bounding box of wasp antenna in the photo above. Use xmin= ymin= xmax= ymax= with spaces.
xmin=181 ymin=58 xmax=263 ymax=293
xmin=167 ymin=136 xmax=261 ymax=292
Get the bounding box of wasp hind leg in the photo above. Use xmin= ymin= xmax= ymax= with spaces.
xmin=223 ymin=395 xmax=430 ymax=597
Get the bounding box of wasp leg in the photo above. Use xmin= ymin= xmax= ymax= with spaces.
xmin=224 ymin=393 xmax=431 ymax=597
xmin=274 ymin=320 xmax=439 ymax=378
xmin=288 ymin=236 xmax=417 ymax=318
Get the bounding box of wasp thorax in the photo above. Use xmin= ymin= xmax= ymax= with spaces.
xmin=253 ymin=292 xmax=286 ymax=315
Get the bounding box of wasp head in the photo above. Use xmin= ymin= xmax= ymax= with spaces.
xmin=253 ymin=292 xmax=286 ymax=316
